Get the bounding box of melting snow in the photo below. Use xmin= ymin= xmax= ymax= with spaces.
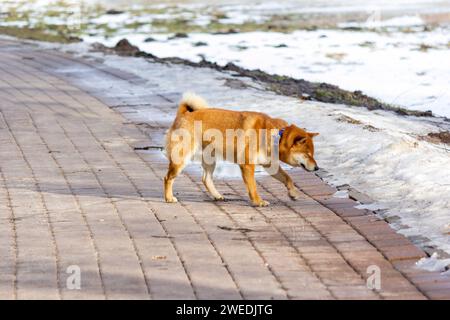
xmin=84 ymin=27 xmax=450 ymax=118
xmin=416 ymin=253 xmax=450 ymax=273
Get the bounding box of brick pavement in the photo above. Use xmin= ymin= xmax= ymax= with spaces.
xmin=0 ymin=38 xmax=449 ymax=299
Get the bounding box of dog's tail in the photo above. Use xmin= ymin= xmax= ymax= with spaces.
xmin=177 ymin=92 xmax=208 ymax=115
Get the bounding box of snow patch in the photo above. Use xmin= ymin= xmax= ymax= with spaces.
xmin=340 ymin=15 xmax=425 ymax=28
xmin=84 ymin=27 xmax=450 ymax=118
xmin=416 ymin=253 xmax=450 ymax=274
xmin=333 ymin=190 xmax=350 ymax=199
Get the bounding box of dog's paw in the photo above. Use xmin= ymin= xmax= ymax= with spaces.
xmin=165 ymin=196 xmax=178 ymax=203
xmin=214 ymin=195 xmax=225 ymax=201
xmin=288 ymin=189 xmax=302 ymax=200
xmin=254 ymin=200 xmax=270 ymax=207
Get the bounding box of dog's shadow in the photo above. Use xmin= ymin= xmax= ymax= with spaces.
xmin=11 ymin=176 xmax=266 ymax=207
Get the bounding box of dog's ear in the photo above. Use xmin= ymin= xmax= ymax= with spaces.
xmin=283 ymin=125 xmax=309 ymax=148
xmin=308 ymin=132 xmax=319 ymax=138
xmin=294 ymin=136 xmax=307 ymax=145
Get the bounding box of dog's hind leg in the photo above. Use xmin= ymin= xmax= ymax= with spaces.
xmin=263 ymin=165 xmax=302 ymax=200
xmin=164 ymin=135 xmax=195 ymax=203
xmin=164 ymin=145 xmax=192 ymax=203
xmin=202 ymin=160 xmax=224 ymax=201
xmin=164 ymin=160 xmax=186 ymax=203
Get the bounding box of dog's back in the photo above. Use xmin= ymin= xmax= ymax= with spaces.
xmin=172 ymin=92 xmax=287 ymax=132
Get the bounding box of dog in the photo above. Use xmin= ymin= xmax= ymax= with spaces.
xmin=164 ymin=92 xmax=319 ymax=207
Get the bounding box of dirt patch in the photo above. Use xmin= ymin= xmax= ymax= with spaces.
xmin=111 ymin=38 xmax=140 ymax=55
xmin=222 ymin=78 xmax=250 ymax=90
xmin=420 ymin=131 xmax=450 ymax=144
xmin=336 ymin=114 xmax=363 ymax=125
xmin=92 ymin=39 xmax=438 ymax=118
xmin=218 ymin=225 xmax=253 ymax=233
xmin=325 ymin=52 xmax=347 ymax=61
xmin=133 ymin=146 xmax=164 ymax=151
xmin=336 ymin=114 xmax=381 ymax=132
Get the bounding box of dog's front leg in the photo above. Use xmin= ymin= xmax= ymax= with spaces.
xmin=264 ymin=165 xmax=302 ymax=200
xmin=240 ymin=164 xmax=269 ymax=207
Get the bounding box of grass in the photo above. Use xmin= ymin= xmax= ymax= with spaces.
xmin=0 ymin=26 xmax=81 ymax=43
xmin=1 ymin=1 xmax=444 ymax=39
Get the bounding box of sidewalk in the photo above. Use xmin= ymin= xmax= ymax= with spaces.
xmin=0 ymin=38 xmax=448 ymax=299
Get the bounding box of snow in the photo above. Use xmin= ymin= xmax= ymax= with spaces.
xmin=333 ymin=190 xmax=350 ymax=199
xmin=169 ymin=0 xmax=450 ymax=16
xmin=84 ymin=27 xmax=450 ymax=118
xmin=90 ymin=13 xmax=131 ymax=27
xmin=339 ymin=15 xmax=425 ymax=28
xmin=3 ymin=0 xmax=450 ymax=117
xmin=416 ymin=253 xmax=450 ymax=274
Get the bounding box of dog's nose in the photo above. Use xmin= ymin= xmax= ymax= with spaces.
xmin=314 ymin=166 xmax=319 ymax=171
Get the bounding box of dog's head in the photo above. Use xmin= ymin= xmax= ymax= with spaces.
xmin=279 ymin=125 xmax=319 ymax=171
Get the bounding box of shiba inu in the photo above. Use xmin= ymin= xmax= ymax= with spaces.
xmin=164 ymin=92 xmax=319 ymax=206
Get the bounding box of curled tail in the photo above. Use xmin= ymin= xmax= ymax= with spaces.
xmin=177 ymin=92 xmax=208 ymax=115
